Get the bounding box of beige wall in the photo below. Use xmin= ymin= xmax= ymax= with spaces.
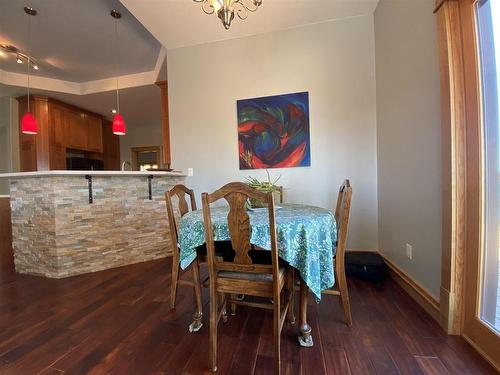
xmin=168 ymin=15 xmax=379 ymax=250
xmin=375 ymin=0 xmax=442 ymax=298
xmin=0 ymin=97 xmax=19 ymax=194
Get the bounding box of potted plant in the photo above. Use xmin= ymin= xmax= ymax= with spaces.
xmin=245 ymin=170 xmax=281 ymax=208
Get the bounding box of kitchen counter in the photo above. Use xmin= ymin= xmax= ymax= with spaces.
xmin=2 ymin=170 xmax=185 ymax=278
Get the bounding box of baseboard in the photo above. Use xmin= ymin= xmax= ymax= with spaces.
xmin=381 ymin=255 xmax=441 ymax=323
xmin=462 ymin=334 xmax=500 ymax=373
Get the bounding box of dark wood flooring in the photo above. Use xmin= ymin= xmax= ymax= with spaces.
xmin=0 ymin=258 xmax=497 ymax=375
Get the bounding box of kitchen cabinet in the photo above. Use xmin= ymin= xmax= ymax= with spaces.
xmin=18 ymin=96 xmax=117 ymax=171
xmin=102 ymin=119 xmax=120 ymax=170
xmin=65 ymin=109 xmax=88 ymax=151
xmin=86 ymin=116 xmax=103 ymax=153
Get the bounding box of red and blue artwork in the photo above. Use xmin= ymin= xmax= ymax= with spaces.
xmin=237 ymin=92 xmax=311 ymax=170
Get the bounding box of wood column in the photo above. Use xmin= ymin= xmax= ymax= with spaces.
xmin=156 ymin=80 xmax=171 ymax=167
xmin=436 ymin=0 xmax=467 ymax=335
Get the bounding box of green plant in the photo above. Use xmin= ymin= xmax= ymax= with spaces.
xmin=244 ymin=170 xmax=281 ymax=208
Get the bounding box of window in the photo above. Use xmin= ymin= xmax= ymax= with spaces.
xmin=476 ymin=0 xmax=500 ymax=333
xmin=130 ymin=146 xmax=161 ymax=171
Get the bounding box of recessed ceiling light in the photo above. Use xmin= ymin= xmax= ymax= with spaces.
xmin=32 ymin=64 xmax=39 ymax=70
xmin=111 ymin=109 xmax=117 ymax=114
xmin=16 ymin=55 xmax=23 ymax=64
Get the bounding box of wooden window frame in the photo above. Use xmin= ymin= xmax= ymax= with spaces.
xmin=130 ymin=146 xmax=162 ymax=171
xmin=436 ymin=0 xmax=500 ymax=370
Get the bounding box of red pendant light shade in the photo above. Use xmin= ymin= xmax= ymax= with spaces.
xmin=112 ymin=113 xmax=126 ymax=135
xmin=21 ymin=112 xmax=38 ymax=134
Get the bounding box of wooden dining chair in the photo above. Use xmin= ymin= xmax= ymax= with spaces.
xmin=202 ymin=182 xmax=294 ymax=374
xmin=276 ymin=186 xmax=284 ymax=204
xmin=165 ymin=184 xmax=204 ymax=331
xmin=322 ymin=179 xmax=353 ymax=326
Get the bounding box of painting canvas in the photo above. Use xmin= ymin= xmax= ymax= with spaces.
xmin=237 ymin=91 xmax=311 ymax=170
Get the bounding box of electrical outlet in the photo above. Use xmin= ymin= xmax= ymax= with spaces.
xmin=405 ymin=243 xmax=413 ymax=260
xmin=187 ymin=168 xmax=194 ymax=177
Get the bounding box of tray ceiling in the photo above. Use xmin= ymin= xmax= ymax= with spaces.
xmin=0 ymin=0 xmax=161 ymax=83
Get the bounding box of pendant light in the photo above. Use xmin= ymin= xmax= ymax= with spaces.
xmin=21 ymin=6 xmax=38 ymax=135
xmin=110 ymin=10 xmax=126 ymax=135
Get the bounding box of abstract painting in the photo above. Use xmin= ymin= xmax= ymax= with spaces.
xmin=237 ymin=91 xmax=311 ymax=170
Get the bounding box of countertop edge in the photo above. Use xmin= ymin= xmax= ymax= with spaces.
xmin=0 ymin=171 xmax=187 ymax=178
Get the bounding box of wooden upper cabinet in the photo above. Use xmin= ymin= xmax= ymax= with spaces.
xmin=49 ymin=104 xmax=67 ymax=170
xmin=86 ymin=116 xmax=103 ymax=153
xmin=102 ymin=119 xmax=120 ymax=170
xmin=18 ymin=95 xmax=108 ymax=171
xmin=64 ymin=110 xmax=88 ymax=151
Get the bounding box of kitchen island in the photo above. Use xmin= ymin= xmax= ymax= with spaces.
xmin=0 ymin=170 xmax=185 ymax=278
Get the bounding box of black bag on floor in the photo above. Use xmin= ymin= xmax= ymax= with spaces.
xmin=345 ymin=251 xmax=386 ymax=290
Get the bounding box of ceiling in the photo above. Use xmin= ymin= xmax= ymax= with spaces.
xmin=0 ymin=0 xmax=161 ymax=82
xmin=121 ymin=0 xmax=380 ymax=50
xmin=0 ymin=0 xmax=379 ymax=128
xmin=0 ymin=83 xmax=161 ymax=125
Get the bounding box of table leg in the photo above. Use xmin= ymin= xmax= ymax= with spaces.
xmin=298 ymin=277 xmax=313 ymax=347
xmin=188 ymin=259 xmax=203 ymax=333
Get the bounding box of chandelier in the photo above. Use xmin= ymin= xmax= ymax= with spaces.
xmin=194 ymin=0 xmax=263 ymax=30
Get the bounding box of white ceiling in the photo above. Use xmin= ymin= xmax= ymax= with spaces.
xmin=121 ymin=0 xmax=380 ymax=50
xmin=0 ymin=0 xmax=161 ymax=82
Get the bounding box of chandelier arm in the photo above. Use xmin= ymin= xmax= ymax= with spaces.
xmin=239 ymin=0 xmax=259 ymax=13
xmin=194 ymin=0 xmax=216 ymax=15
xmin=233 ymin=0 xmax=260 ymax=20
xmin=233 ymin=1 xmax=249 ymax=20
xmin=193 ymin=0 xmax=262 ymax=27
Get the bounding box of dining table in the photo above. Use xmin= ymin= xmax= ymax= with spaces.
xmin=177 ymin=202 xmax=337 ymax=347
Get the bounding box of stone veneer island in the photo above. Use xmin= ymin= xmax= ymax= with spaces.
xmin=0 ymin=170 xmax=186 ymax=278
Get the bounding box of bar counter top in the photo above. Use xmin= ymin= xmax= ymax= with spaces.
xmin=0 ymin=170 xmax=186 ymax=178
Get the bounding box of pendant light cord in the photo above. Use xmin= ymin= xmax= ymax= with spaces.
xmin=27 ymin=12 xmax=31 ymax=113
xmin=114 ymin=17 xmax=120 ymax=113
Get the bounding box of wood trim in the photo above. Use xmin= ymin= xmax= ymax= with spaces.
xmin=382 ymin=255 xmax=441 ymax=323
xmin=437 ymin=0 xmax=500 ymax=364
xmin=436 ymin=0 xmax=467 ymax=335
xmin=155 ymin=81 xmax=171 ymax=167
xmin=434 ymin=0 xmax=447 ymax=14
xmin=462 ymin=334 xmax=500 ymax=372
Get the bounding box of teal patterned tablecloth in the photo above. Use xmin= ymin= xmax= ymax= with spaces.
xmin=178 ymin=203 xmax=336 ymax=300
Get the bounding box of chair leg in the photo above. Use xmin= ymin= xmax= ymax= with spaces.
xmin=230 ymin=294 xmax=237 ymax=316
xmin=170 ymin=249 xmax=180 ymax=309
xmin=189 ymin=258 xmax=203 ymax=332
xmin=286 ymin=268 xmax=295 ymax=324
xmin=336 ymin=268 xmax=352 ymax=327
xmin=220 ymin=293 xmax=228 ymax=323
xmin=273 ymin=292 xmax=281 ymax=375
xmin=209 ymin=286 xmax=218 ymax=372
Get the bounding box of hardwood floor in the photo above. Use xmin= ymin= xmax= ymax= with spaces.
xmin=0 ymin=257 xmax=497 ymax=374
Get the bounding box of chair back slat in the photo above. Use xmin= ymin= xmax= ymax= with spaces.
xmin=226 ymin=193 xmax=252 ymax=264
xmin=165 ymin=184 xmax=197 ymax=246
xmin=334 ymin=180 xmax=352 ymax=261
xmin=202 ymin=182 xmax=279 ymax=276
